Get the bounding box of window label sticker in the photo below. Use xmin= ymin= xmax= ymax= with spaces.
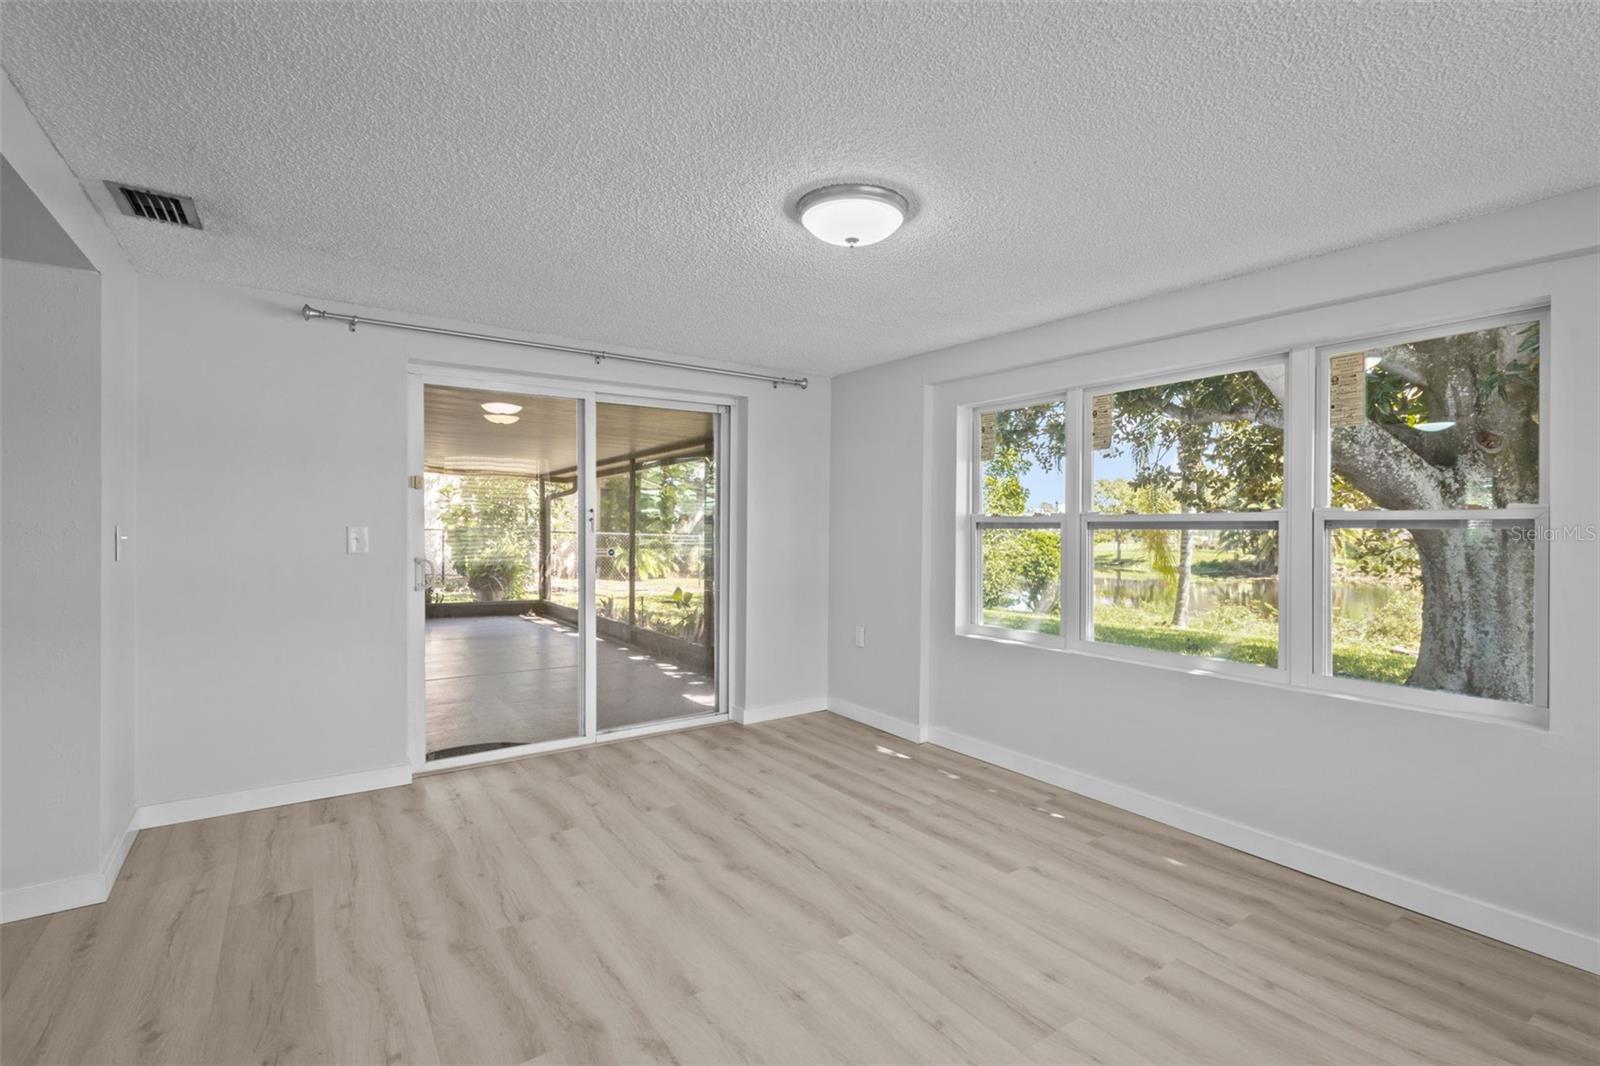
xmin=980 ymin=411 xmax=996 ymax=460
xmin=1091 ymin=394 xmax=1113 ymax=450
xmin=1329 ymin=351 xmax=1367 ymax=427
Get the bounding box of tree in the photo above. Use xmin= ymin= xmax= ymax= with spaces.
xmin=1093 ymin=479 xmax=1137 ymax=564
xmin=980 ymin=413 xmax=1063 ymax=616
xmin=1105 ymin=323 xmax=1539 ymax=701
xmin=435 ymin=475 xmax=539 ymax=599
xmin=1105 ymin=371 xmax=1282 ymax=628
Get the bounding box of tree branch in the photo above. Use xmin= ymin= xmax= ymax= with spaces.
xmin=1332 ymin=423 xmax=1449 ymax=509
xmin=1375 ymin=346 xmax=1428 ymax=386
xmin=1157 ymin=403 xmax=1283 ymax=430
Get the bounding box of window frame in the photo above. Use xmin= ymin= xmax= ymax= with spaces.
xmin=967 ymin=394 xmax=1071 ymax=647
xmin=1308 ymin=308 xmax=1551 ymax=723
xmin=1075 ymin=355 xmax=1291 ymax=681
xmin=959 ymin=306 xmax=1552 ymax=726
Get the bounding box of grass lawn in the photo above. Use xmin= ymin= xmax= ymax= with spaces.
xmin=980 ymin=606 xmax=1415 ymax=685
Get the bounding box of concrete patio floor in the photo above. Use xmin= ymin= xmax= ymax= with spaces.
xmin=424 ymin=614 xmax=716 ymax=758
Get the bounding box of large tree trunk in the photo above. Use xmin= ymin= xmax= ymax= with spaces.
xmin=1171 ymin=528 xmax=1194 ymax=628
xmin=1409 ymin=527 xmax=1535 ymax=702
xmin=1329 ymin=326 xmax=1539 ymax=700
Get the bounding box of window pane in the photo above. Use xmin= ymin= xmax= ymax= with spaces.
xmin=546 ymin=489 xmax=581 ymax=609
xmin=1328 ymin=319 xmax=1540 ymax=510
xmin=979 ymin=527 xmax=1061 ymax=634
xmin=1330 ymin=523 xmax=1536 ymax=703
xmin=979 ymin=400 xmax=1065 ymax=516
xmin=1091 ymin=367 xmax=1283 ymax=514
xmin=1090 ymin=527 xmax=1278 ymax=667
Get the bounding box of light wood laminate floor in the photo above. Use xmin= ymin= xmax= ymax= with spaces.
xmin=3 ymin=713 xmax=1596 ymax=1065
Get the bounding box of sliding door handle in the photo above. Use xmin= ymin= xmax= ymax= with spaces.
xmin=413 ymin=556 xmax=426 ymax=592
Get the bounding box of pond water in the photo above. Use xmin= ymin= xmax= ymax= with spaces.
xmin=1092 ymin=571 xmax=1400 ymax=618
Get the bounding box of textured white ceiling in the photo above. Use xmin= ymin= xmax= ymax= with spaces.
xmin=3 ymin=2 xmax=1597 ymax=377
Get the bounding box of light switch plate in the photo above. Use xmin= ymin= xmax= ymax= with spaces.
xmin=854 ymin=625 xmax=865 ymax=648
xmin=346 ymin=525 xmax=370 ymax=554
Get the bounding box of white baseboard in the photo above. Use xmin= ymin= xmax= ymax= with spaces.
xmin=137 ymin=764 xmax=413 ymax=829
xmin=1 ymin=869 xmax=106 ymax=924
xmin=826 ymin=697 xmax=928 ymax=743
xmin=928 ymin=725 xmax=1600 ymax=975
xmin=2 ymin=807 xmax=140 ymax=924
xmin=6 ymin=767 xmax=412 ymax=922
xmin=99 ymin=807 xmax=140 ymax=893
xmin=738 ymin=698 xmax=826 ymax=725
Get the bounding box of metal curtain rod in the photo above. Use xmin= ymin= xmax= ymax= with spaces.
xmin=301 ymin=304 xmax=808 ymax=390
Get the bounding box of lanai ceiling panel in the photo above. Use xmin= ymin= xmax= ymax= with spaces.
xmin=425 ymin=386 xmax=711 ymax=478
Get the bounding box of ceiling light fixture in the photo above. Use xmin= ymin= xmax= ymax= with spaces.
xmin=481 ymin=401 xmax=522 ymax=415
xmin=796 ymin=184 xmax=908 ymax=247
xmin=483 ymin=414 xmax=520 ymax=425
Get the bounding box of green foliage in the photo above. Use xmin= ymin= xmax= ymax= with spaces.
xmin=436 ymin=475 xmax=539 ymax=599
xmin=1332 ymin=584 xmax=1422 ymax=651
xmin=984 ymin=601 xmax=1414 ymax=684
xmin=461 ymin=557 xmax=525 ymax=600
xmin=980 ymin=528 xmax=1060 ymax=611
xmin=1333 ymin=527 xmax=1420 ymax=581
xmin=1108 ymin=369 xmax=1284 ymax=512
xmin=1478 ymin=322 xmax=1539 ymax=403
xmin=982 ymin=445 xmax=1032 ymax=514
xmin=1364 ymin=363 xmax=1430 ymax=426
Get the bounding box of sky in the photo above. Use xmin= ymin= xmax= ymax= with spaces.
xmin=1014 ymin=448 xmax=1148 ymax=512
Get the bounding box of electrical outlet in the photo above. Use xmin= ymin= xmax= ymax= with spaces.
xmin=854 ymin=625 xmax=865 ymax=648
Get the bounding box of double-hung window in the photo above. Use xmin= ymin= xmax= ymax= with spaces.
xmin=970 ymin=398 xmax=1066 ymax=640
xmin=1082 ymin=360 xmax=1287 ymax=672
xmin=962 ymin=306 xmax=1550 ymax=724
xmin=1314 ymin=311 xmax=1548 ymax=714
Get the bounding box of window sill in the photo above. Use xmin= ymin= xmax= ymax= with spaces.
xmin=954 ymin=628 xmax=1548 ymax=732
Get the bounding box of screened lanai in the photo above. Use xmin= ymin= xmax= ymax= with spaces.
xmin=422 ymin=384 xmax=718 ymax=760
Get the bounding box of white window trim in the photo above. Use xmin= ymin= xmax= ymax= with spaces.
xmin=960 ymin=307 xmax=1552 ymax=727
xmin=1071 ymin=354 xmax=1290 ymax=680
xmin=967 ymin=394 xmax=1071 ymax=645
xmin=1309 ymin=307 xmax=1551 ymax=719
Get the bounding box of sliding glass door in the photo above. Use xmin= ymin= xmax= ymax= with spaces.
xmin=594 ymin=401 xmax=720 ymax=731
xmin=414 ymin=377 xmax=726 ymax=767
xmin=420 ymin=385 xmax=584 ymax=760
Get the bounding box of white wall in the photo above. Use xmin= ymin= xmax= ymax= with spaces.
xmin=2 ymin=73 xmax=139 ymax=921
xmin=829 ymin=187 xmax=1600 ymax=970
xmin=133 ymin=275 xmax=830 ymax=808
xmin=1 ymin=260 xmax=103 ymax=894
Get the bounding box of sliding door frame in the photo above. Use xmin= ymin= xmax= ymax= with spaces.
xmin=593 ymin=391 xmax=729 ymax=736
xmin=407 ymin=365 xmax=733 ymax=774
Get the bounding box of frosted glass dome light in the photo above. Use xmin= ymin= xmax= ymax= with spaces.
xmin=480 ymin=401 xmax=523 ymax=415
xmin=483 ymin=414 xmax=520 ymax=425
xmin=797 ymin=184 xmax=909 ymax=247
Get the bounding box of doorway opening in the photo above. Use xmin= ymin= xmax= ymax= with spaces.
xmin=418 ymin=382 xmax=723 ymax=763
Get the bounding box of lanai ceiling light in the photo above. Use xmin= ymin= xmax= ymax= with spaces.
xmin=482 ymin=400 xmax=521 ymax=424
xmin=796 ymin=184 xmax=908 ymax=247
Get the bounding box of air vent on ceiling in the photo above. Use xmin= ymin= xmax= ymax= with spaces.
xmin=104 ymin=181 xmax=202 ymax=229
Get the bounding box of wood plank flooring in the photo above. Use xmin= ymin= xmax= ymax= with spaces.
xmin=3 ymin=712 xmax=1596 ymax=1065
